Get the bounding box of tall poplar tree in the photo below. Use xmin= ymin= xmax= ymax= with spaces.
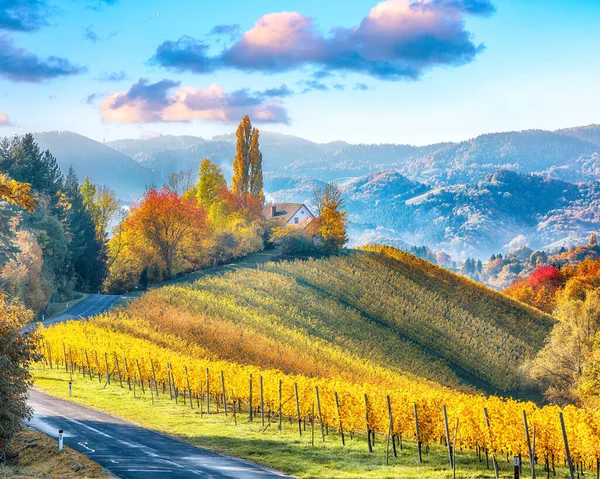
xmin=231 ymin=115 xmax=253 ymax=195
xmin=249 ymin=128 xmax=264 ymax=204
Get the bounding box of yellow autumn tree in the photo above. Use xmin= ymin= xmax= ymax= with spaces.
xmin=231 ymin=115 xmax=253 ymax=195
xmin=196 ymin=158 xmax=226 ymax=207
xmin=319 ymin=192 xmax=348 ymax=252
xmin=0 ymin=292 xmax=38 ymax=451
xmin=249 ymin=128 xmax=264 ymax=204
xmin=0 ymin=173 xmax=35 ymax=212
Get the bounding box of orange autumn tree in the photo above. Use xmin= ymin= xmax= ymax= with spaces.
xmin=128 ymin=188 xmax=207 ymax=279
xmin=106 ymin=188 xmax=207 ymax=289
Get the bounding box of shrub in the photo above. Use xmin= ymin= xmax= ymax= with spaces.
xmin=272 ymin=227 xmax=317 ymax=255
xmin=0 ymin=293 xmax=39 ymax=452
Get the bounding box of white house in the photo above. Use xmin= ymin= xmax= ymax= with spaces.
xmin=263 ymin=203 xmax=315 ymax=227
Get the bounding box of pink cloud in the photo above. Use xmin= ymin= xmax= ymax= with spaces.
xmin=153 ymin=0 xmax=493 ymax=80
xmin=100 ymin=79 xmax=289 ymax=124
xmin=0 ymin=113 xmax=12 ymax=126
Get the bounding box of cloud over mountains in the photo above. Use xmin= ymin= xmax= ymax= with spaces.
xmin=100 ymin=78 xmax=290 ymax=124
xmin=152 ymin=0 xmax=493 ymax=80
xmin=0 ymin=0 xmax=84 ymax=82
xmin=0 ymin=112 xmax=12 ymax=126
xmin=0 ymin=34 xmax=86 ymax=82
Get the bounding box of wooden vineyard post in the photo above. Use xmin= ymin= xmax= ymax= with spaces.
xmin=532 ymin=426 xmax=536 ymax=469
xmin=443 ymin=405 xmax=453 ymax=468
xmin=205 ymin=368 xmax=210 ymax=414
xmin=94 ymin=351 xmax=100 ymax=382
xmin=114 ymin=353 xmax=123 ymax=388
xmin=150 ymin=377 xmax=154 ymax=405
xmin=79 ymin=347 xmax=85 ymax=378
xmin=484 ymin=407 xmax=500 ymax=479
xmin=135 ymin=359 xmax=145 ymax=394
xmin=124 ymin=357 xmax=131 ymax=390
xmin=364 ymin=394 xmax=373 ymax=453
xmin=186 ymin=367 xmax=193 ymax=409
xmin=334 ymin=392 xmax=345 ymax=446
xmin=311 ymin=403 xmax=315 ymax=448
xmin=249 ymin=374 xmax=253 ymax=422
xmin=315 ymin=386 xmax=325 ymax=442
xmin=199 ymin=383 xmax=204 ymax=417
xmin=169 ymin=364 xmax=176 ymax=402
xmin=48 ymin=343 xmax=53 ymax=369
xmin=63 ymin=343 xmax=68 ymax=372
xmin=151 ymin=359 xmax=158 ymax=397
xmin=221 ymin=371 xmax=227 ymax=416
xmin=278 ymin=379 xmax=283 ymax=432
xmin=522 ymin=410 xmax=536 ymax=479
xmin=414 ymin=403 xmax=422 ymax=463
xmin=69 ymin=347 xmax=73 ymax=374
xmin=104 ymin=352 xmax=110 ymax=384
xmin=133 ymin=372 xmax=136 ymax=398
xmin=84 ymin=350 xmax=92 ymax=380
xmin=559 ymin=412 xmax=575 ymax=479
xmin=260 ymin=375 xmax=265 ymax=427
xmin=294 ymin=382 xmax=302 ymax=436
xmin=167 ymin=365 xmax=173 ymax=400
xmin=385 ymin=395 xmax=393 ymax=465
xmin=80 ymin=348 xmax=85 ymax=377
xmin=231 ymin=389 xmax=237 ymax=426
xmin=453 ymin=418 xmax=459 ymax=479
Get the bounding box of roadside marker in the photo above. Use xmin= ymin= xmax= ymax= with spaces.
xmin=58 ymin=429 xmax=64 ymax=451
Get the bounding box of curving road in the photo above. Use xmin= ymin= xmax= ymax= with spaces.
xmin=41 ymin=294 xmax=121 ymax=327
xmin=28 ymin=389 xmax=290 ymax=479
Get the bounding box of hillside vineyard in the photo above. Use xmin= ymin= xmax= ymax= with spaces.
xmin=36 ymin=248 xmax=598 ymax=470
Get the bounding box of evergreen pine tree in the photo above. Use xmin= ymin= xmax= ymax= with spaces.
xmin=63 ymin=167 xmax=105 ymax=291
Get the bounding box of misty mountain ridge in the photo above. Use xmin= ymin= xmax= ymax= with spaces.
xmin=18 ymin=124 xmax=600 ymax=259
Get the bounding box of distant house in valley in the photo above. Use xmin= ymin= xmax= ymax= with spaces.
xmin=263 ymin=203 xmax=315 ymax=227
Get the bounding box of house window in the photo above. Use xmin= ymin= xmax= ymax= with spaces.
xmin=301 ymin=210 xmax=304 ymax=214
xmin=294 ymin=217 xmax=299 ymax=224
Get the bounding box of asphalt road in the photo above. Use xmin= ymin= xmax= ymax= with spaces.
xmin=42 ymin=294 xmax=121 ymax=326
xmin=28 ymin=389 xmax=290 ymax=479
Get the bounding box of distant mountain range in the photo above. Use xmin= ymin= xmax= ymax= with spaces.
xmin=34 ymin=131 xmax=156 ymax=200
xmin=25 ymin=124 xmax=600 ymax=258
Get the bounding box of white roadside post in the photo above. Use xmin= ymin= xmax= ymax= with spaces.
xmin=68 ymin=381 xmax=72 ymax=396
xmin=58 ymin=430 xmax=64 ymax=451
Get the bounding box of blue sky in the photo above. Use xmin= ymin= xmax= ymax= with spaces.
xmin=0 ymin=0 xmax=599 ymax=144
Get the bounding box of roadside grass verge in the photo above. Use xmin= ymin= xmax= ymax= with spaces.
xmin=0 ymin=428 xmax=108 ymax=478
xmin=32 ymin=368 xmax=570 ymax=479
xmin=44 ymin=293 xmax=88 ymax=320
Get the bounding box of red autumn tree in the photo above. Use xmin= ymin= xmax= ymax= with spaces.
xmin=125 ymin=188 xmax=206 ymax=278
xmin=528 ymin=265 xmax=562 ymax=289
xmin=217 ymin=187 xmax=263 ymax=222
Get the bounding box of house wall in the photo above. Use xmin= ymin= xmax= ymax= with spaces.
xmin=286 ymin=205 xmax=314 ymax=226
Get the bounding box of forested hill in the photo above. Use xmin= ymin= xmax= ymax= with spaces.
xmin=127 ymin=246 xmax=553 ymax=396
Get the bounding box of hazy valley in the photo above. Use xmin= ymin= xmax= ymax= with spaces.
xmin=30 ymin=124 xmax=600 ymax=260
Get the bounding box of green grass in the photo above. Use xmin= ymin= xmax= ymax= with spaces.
xmin=44 ymin=293 xmax=88 ymax=320
xmin=32 ymin=368 xmax=569 ymax=479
